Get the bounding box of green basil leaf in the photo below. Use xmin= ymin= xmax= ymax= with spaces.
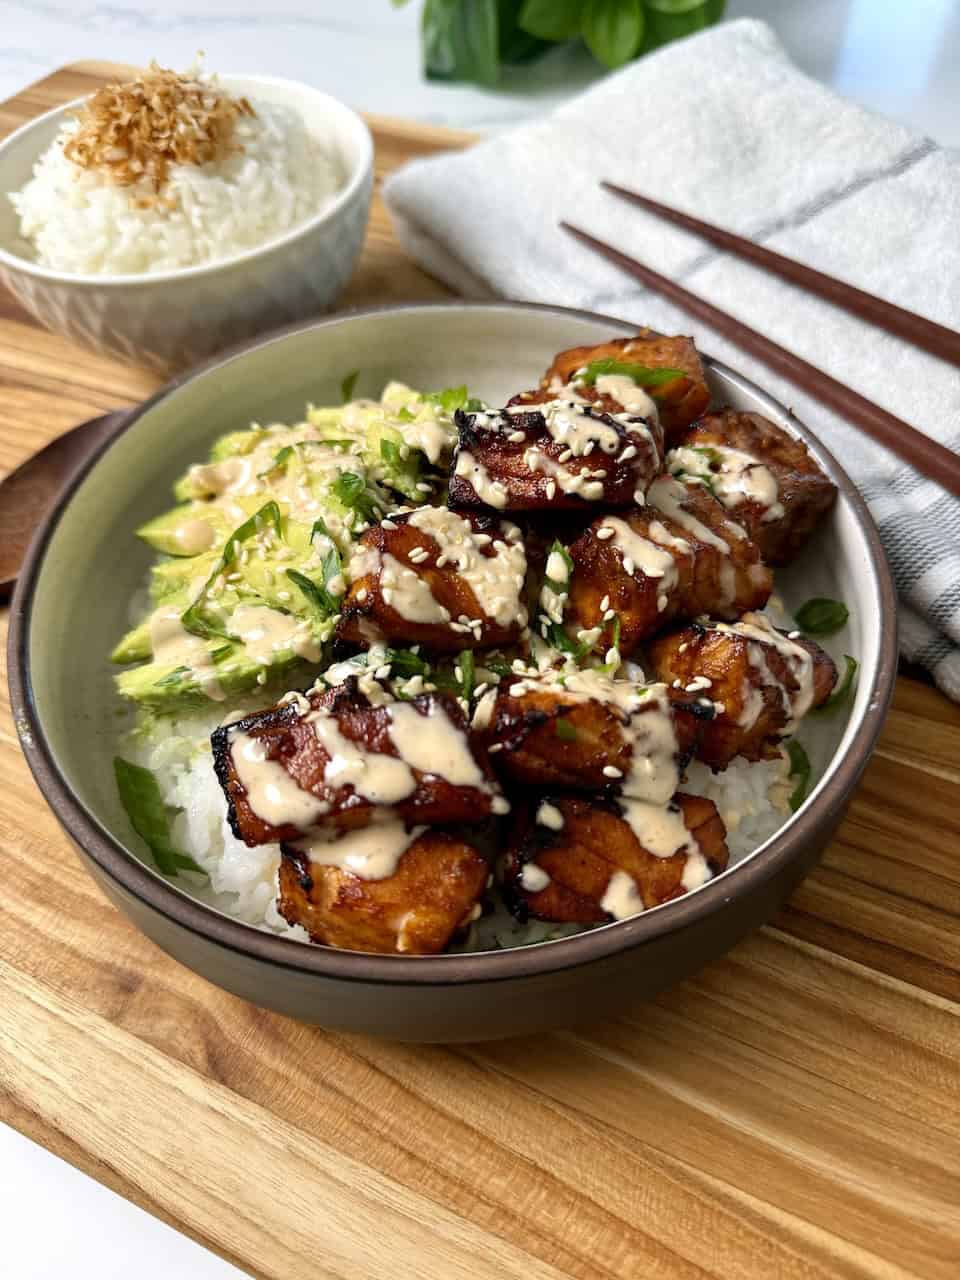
xmin=422 ymin=0 xmax=500 ymax=87
xmin=519 ymin=0 xmax=584 ymax=41
xmin=812 ymin=655 xmax=859 ymax=715
xmin=498 ymin=0 xmax=551 ymax=61
xmin=181 ymin=501 xmax=283 ymax=639
xmin=582 ymin=0 xmax=644 ymax=68
xmin=340 ymin=369 xmax=359 ymax=403
xmin=785 ymin=739 xmax=811 ymax=812
xmin=644 ymin=0 xmax=726 ymax=52
xmin=795 ymin=597 xmax=849 ymax=635
xmin=578 ymin=357 xmax=687 ymax=389
xmin=114 ymin=757 xmax=207 ymax=878
xmin=555 ymin=717 xmax=578 ymax=741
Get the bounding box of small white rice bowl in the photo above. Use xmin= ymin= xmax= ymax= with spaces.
xmin=9 ymin=98 xmax=342 ymax=276
xmin=133 ymin=701 xmax=792 ymax=953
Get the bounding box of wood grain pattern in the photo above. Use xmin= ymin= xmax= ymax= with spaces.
xmin=1 ymin=64 xmax=959 ymax=1280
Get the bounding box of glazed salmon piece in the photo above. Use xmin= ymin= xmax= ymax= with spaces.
xmin=565 ymin=475 xmax=772 ymax=657
xmin=212 ymin=678 xmax=503 ymax=847
xmin=279 ymin=830 xmax=488 ymax=954
xmin=668 ymin=409 xmax=836 ymax=565
xmin=535 ymin=334 xmax=711 ymax=442
xmin=481 ymin=669 xmax=706 ymax=794
xmin=336 ymin=505 xmax=527 ymax=653
xmin=647 ymin=614 xmax=838 ymax=768
xmin=503 ymin=792 xmax=728 ymax=924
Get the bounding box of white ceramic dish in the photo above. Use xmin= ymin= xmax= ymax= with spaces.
xmin=0 ymin=74 xmax=373 ymax=371
xmin=9 ymin=303 xmax=897 ymax=1040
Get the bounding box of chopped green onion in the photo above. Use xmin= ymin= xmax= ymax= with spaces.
xmin=332 ymin=472 xmax=380 ymax=523
xmin=155 ymin=665 xmax=191 ymax=688
xmin=340 ymin=369 xmax=359 ymax=403
xmin=258 ymin=444 xmax=295 ymax=478
xmin=795 ymin=597 xmax=849 ymax=635
xmin=812 ymin=656 xmax=859 ymax=715
xmin=385 ymin=648 xmax=432 ymax=678
xmin=286 ymin=568 xmax=336 ymax=620
xmin=425 ymin=385 xmax=482 ymax=415
xmin=181 ymin=501 xmax=283 ymax=639
xmin=577 ymin=358 xmax=687 ymax=391
xmin=114 ymin=757 xmax=207 ymax=878
xmin=310 ymin=517 xmax=344 ymax=610
xmin=785 ymin=740 xmax=811 ymax=812
xmin=555 ymin=717 xmax=578 ymax=742
xmin=396 ymin=407 xmax=416 ymax=424
xmin=482 ymin=657 xmax=513 ymax=678
xmin=458 ymin=650 xmax=476 ymax=702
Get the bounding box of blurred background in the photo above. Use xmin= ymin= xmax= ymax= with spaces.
xmin=3 ymin=0 xmax=959 ymax=143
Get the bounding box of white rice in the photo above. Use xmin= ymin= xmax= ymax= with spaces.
xmin=10 ymin=99 xmax=342 ymax=275
xmin=132 ymin=701 xmax=791 ymax=953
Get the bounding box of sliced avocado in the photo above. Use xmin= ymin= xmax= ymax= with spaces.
xmin=111 ymin=619 xmax=152 ymax=664
xmin=209 ymin=428 xmax=263 ymax=462
xmin=115 ymin=646 xmax=308 ymax=712
xmin=150 ymin=551 xmax=217 ymax=604
xmin=137 ymin=505 xmax=223 ymax=557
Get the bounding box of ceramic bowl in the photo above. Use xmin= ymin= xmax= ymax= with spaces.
xmin=8 ymin=303 xmax=897 ymax=1041
xmin=0 ymin=75 xmax=373 ymax=371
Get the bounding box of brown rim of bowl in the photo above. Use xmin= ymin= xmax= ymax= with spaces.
xmin=7 ymin=300 xmax=899 ymax=988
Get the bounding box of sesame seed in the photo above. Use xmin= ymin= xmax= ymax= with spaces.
xmin=546 ymin=480 xmax=557 ymax=500
xmin=381 ymin=519 xmax=397 ymax=530
xmin=596 ymin=526 xmax=615 ymax=541
xmin=623 ymin=557 xmax=635 ymax=575
xmin=603 ymin=765 xmax=623 ymax=779
xmin=599 ymin=595 xmax=610 ymax=612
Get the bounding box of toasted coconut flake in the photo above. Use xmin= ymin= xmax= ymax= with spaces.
xmin=63 ymin=61 xmax=255 ymax=202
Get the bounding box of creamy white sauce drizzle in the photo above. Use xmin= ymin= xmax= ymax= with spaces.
xmin=173 ymin=517 xmax=216 ymax=555
xmin=228 ymin=604 xmax=320 ymax=664
xmin=593 ymin=374 xmax=657 ymax=419
xmin=231 ymin=731 xmax=329 ymax=826
xmin=521 ymin=862 xmax=552 ymax=892
xmin=454 ymin=451 xmax=508 ymax=508
xmin=599 ymin=516 xmax=679 ymax=589
xmin=149 ymin=604 xmax=224 ymax=700
xmin=715 ymin=611 xmax=815 ymax=731
xmin=381 ymin=552 xmax=449 ymax=624
xmin=406 ymin=506 xmax=527 ymax=629
xmin=600 ymin=869 xmax=644 ymax=920
xmin=619 ymin=799 xmax=697 ymax=860
xmin=539 ymin=400 xmax=621 ymax=457
xmin=295 ymin=820 xmax=426 ymax=881
xmin=668 ymin=445 xmax=784 ymax=523
xmin=526 ymin=447 xmax=605 ymax=500
xmin=647 ymin=476 xmax=734 ymax=553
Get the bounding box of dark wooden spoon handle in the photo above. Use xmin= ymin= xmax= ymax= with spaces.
xmin=0 ymin=410 xmax=131 ymax=601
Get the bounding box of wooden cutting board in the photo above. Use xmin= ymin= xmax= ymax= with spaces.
xmin=2 ymin=62 xmax=959 ymax=1280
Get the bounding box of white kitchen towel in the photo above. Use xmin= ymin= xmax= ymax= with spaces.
xmin=384 ymin=18 xmax=960 ymax=700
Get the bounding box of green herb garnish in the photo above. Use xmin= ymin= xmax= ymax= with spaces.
xmin=457 ymin=649 xmax=476 ymax=702
xmin=795 ymin=597 xmax=849 ymax=635
xmin=181 ymin=500 xmax=283 ymax=639
xmin=812 ymin=656 xmax=859 ymax=715
xmin=785 ymin=740 xmax=811 ymax=812
xmin=286 ymin=569 xmax=333 ymax=620
xmin=340 ymin=369 xmax=359 ymax=403
xmin=577 ymin=358 xmax=687 ymax=392
xmin=155 ymin=665 xmax=191 ymax=688
xmin=258 ymin=444 xmax=295 ymax=478
xmin=555 ymin=717 xmax=578 ymax=742
xmin=386 ymin=648 xmax=432 ymax=678
xmin=332 ymin=472 xmax=380 ymax=523
xmin=425 ymin=385 xmax=483 ymax=415
xmin=114 ymin=757 xmax=207 ymax=878
xmin=309 ymin=516 xmax=345 ymax=612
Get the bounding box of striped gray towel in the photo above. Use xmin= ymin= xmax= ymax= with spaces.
xmin=384 ymin=18 xmax=960 ymax=701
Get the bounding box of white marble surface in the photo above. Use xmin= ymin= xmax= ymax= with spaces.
xmin=2 ymin=3 xmax=959 ymax=1278
xmin=3 ymin=0 xmax=960 ymax=142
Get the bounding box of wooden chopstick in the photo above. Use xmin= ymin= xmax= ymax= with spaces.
xmin=560 ymin=221 xmax=960 ymax=499
xmin=601 ymin=181 xmax=960 ymax=369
